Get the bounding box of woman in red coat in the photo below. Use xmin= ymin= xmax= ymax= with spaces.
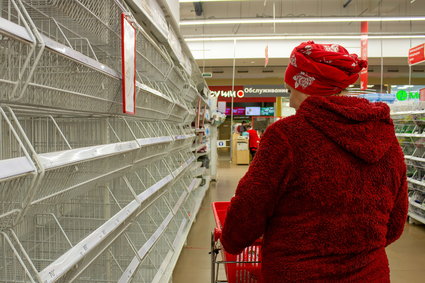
xmin=221 ymin=41 xmax=408 ymax=282
xmin=246 ymin=125 xmax=260 ymax=158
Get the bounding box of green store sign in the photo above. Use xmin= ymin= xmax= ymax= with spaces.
xmin=396 ymin=90 xmax=420 ymax=101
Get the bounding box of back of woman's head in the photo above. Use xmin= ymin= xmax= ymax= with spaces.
xmin=284 ymin=41 xmax=367 ymax=96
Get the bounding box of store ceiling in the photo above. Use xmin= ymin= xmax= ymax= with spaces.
xmin=180 ymin=0 xmax=425 ymax=38
xmin=195 ymin=57 xmax=415 ymax=67
xmin=179 ymin=0 xmax=425 ymax=79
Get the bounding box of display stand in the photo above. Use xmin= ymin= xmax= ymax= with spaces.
xmin=236 ymin=137 xmax=250 ymax=165
xmin=231 ymin=133 xmax=239 ymax=164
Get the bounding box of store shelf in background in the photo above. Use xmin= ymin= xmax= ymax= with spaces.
xmin=192 ymin=167 xmax=207 ymax=177
xmin=156 ymin=181 xmax=209 ymax=283
xmin=409 ymin=198 xmax=425 ymax=210
xmin=192 ymin=143 xmax=207 ymax=152
xmin=409 ymin=211 xmax=425 ymax=225
xmin=196 ymin=150 xmax=210 ymax=157
xmin=391 ymin=110 xmax=425 ymax=115
xmin=0 ymin=1 xmax=211 ymax=282
xmin=0 ymin=15 xmax=189 ymax=122
xmin=405 ymin=155 xmax=425 ymax=163
xmin=39 ymin=156 xmax=194 ymax=282
xmin=407 ymin=177 xmax=425 ymax=188
xmin=191 ymin=162 xmax=203 ymax=170
xmin=0 ymin=157 xmax=36 ymax=180
xmin=118 ymin=177 xmax=201 ymax=283
xmin=396 ymin=133 xmax=425 ymax=138
xmin=175 ymin=134 xmax=197 ymax=140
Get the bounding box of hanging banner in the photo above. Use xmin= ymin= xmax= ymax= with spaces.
xmin=408 ymin=43 xmax=425 ymax=65
xmin=420 ymin=88 xmax=425 ymax=101
xmin=265 ymin=45 xmax=269 ymax=67
xmin=121 ymin=13 xmax=137 ymax=114
xmin=360 ymin=21 xmax=368 ymax=91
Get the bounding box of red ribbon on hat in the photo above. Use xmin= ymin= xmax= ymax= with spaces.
xmin=284 ymin=41 xmax=368 ymax=96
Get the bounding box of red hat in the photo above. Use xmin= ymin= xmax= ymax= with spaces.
xmin=284 ymin=41 xmax=367 ymax=96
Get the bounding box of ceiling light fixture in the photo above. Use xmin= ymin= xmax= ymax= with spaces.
xmin=180 ymin=0 xmax=244 ymax=2
xmin=185 ymin=34 xmax=425 ymax=42
xmin=180 ymin=16 xmax=425 ymax=26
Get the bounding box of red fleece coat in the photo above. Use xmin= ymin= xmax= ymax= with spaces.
xmin=221 ymin=96 xmax=408 ymax=282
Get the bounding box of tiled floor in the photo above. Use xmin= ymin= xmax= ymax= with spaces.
xmin=172 ymin=156 xmax=425 ymax=283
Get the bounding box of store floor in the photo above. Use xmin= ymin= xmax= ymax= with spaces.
xmin=172 ymin=154 xmax=425 ymax=283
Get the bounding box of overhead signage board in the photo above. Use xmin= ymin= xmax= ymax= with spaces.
xmin=210 ymin=85 xmax=288 ymax=98
xmin=225 ymin=107 xmax=245 ymax=115
xmin=261 ymin=107 xmax=275 ymax=116
xmin=408 ymin=44 xmax=425 ymax=65
xmin=246 ymin=107 xmax=261 ymax=116
xmin=391 ymin=85 xmax=425 ymax=101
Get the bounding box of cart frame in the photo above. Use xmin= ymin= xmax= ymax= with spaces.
xmin=211 ymin=202 xmax=262 ymax=283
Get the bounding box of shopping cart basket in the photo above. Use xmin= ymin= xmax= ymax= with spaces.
xmin=211 ymin=202 xmax=263 ymax=283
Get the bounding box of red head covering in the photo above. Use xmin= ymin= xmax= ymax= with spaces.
xmin=284 ymin=41 xmax=367 ymax=96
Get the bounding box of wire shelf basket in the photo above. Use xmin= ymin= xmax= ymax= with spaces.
xmin=0 ymin=106 xmax=195 ymax=228
xmin=21 ymin=0 xmax=124 ymax=70
xmin=0 ymin=0 xmax=190 ymax=123
xmin=0 ymin=150 xmax=193 ymax=275
xmin=166 ymin=66 xmax=187 ymax=93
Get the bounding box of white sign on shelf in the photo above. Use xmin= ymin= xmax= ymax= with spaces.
xmin=121 ymin=13 xmax=136 ymax=114
xmin=237 ymin=142 xmax=248 ymax=151
xmin=217 ymin=140 xmax=227 ymax=148
xmin=217 ymin=101 xmax=226 ymax=114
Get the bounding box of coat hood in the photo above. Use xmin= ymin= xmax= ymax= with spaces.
xmin=298 ymin=96 xmax=395 ymax=163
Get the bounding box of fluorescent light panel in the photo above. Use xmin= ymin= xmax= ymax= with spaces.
xmin=180 ymin=0 xmax=244 ymax=2
xmin=180 ymin=16 xmax=425 ymax=26
xmin=185 ymin=34 xmax=425 ymax=42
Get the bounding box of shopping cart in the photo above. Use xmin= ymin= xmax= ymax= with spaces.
xmin=211 ymin=202 xmax=263 ymax=283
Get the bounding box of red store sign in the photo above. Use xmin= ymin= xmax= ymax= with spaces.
xmin=408 ymin=44 xmax=425 ymax=65
xmin=360 ymin=21 xmax=368 ymax=91
xmin=209 ymin=85 xmax=285 ymax=103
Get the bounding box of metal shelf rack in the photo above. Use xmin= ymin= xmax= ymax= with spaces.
xmin=391 ymin=102 xmax=425 ymax=225
xmin=0 ymin=0 xmax=211 ymax=282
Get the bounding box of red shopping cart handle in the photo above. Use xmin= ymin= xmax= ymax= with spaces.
xmin=214 ymin=227 xmax=222 ymax=241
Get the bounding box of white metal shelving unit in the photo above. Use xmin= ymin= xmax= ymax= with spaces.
xmin=391 ymin=102 xmax=425 ymax=225
xmin=0 ymin=0 xmax=211 ymax=282
xmin=192 ymin=89 xmax=212 ymax=195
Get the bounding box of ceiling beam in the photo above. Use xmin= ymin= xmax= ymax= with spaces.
xmin=180 ymin=16 xmax=425 ymax=26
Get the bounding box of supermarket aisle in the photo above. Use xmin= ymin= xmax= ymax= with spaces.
xmin=172 ymin=155 xmax=246 ymax=282
xmin=172 ymin=155 xmax=425 ymax=283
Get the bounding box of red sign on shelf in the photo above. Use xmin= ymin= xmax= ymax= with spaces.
xmin=420 ymin=88 xmax=425 ymax=101
xmin=265 ymin=45 xmax=269 ymax=67
xmin=360 ymin=21 xmax=368 ymax=91
xmin=408 ymin=44 xmax=425 ymax=65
